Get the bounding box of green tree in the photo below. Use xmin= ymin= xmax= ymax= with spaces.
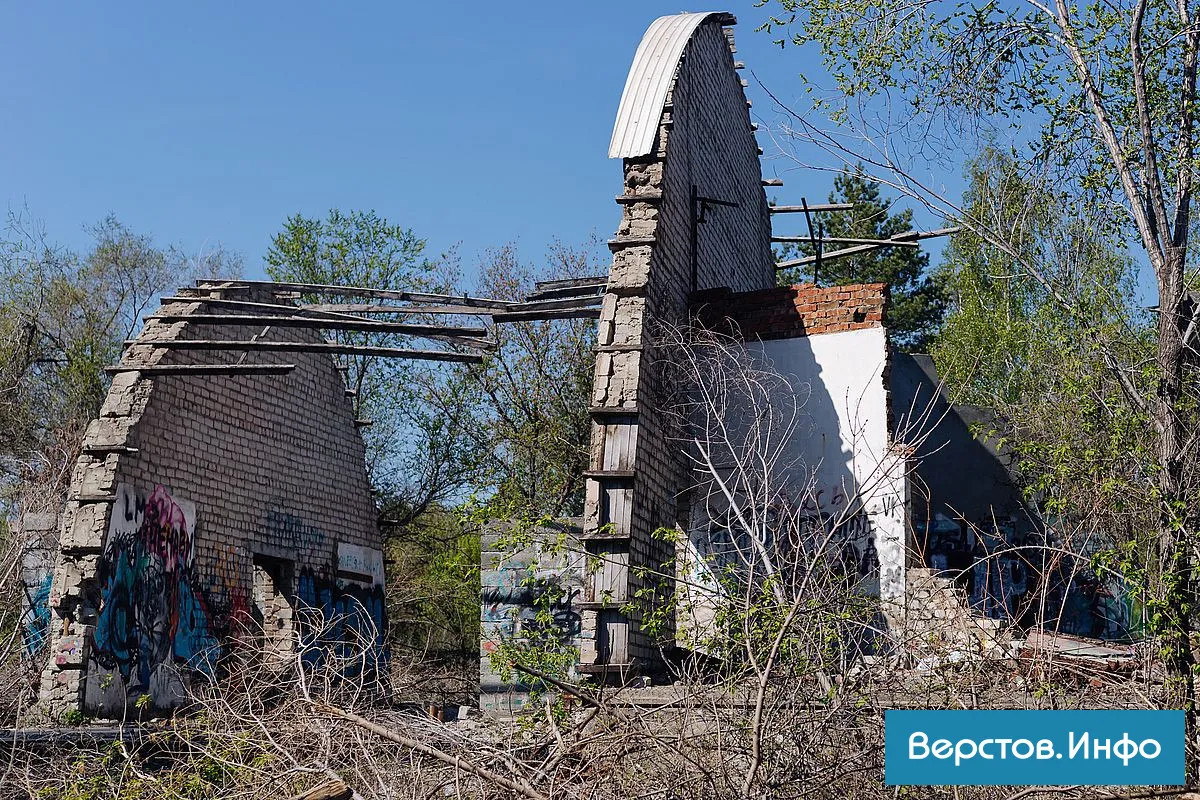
xmin=380 ymin=241 xmax=598 ymax=679
xmin=932 ymin=148 xmax=1059 ymax=406
xmin=934 ymin=148 xmax=1156 ymax=624
xmin=777 ymin=170 xmax=947 ymax=351
xmin=266 ymin=219 xmax=597 ymax=669
xmin=1 ymin=213 xmax=229 ymax=510
xmin=418 ymin=241 xmax=598 ymax=520
xmin=265 ymin=209 xmax=468 ymax=505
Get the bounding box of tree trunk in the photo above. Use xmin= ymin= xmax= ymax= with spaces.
xmin=288 ymin=780 xmax=352 ymax=800
xmin=1155 ymin=246 xmax=1197 ymax=779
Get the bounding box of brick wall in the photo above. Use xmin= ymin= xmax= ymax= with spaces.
xmin=693 ymin=283 xmax=888 ymax=340
xmin=584 ymin=14 xmax=775 ymax=678
xmin=480 ymin=520 xmax=585 ymax=716
xmin=38 ymin=285 xmax=383 ymax=719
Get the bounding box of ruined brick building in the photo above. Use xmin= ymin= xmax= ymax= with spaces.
xmin=577 ymin=11 xmax=776 ymax=678
xmin=481 ymin=11 xmax=1131 ymax=711
xmin=37 ymin=285 xmax=386 ymax=718
xmin=22 ymin=10 xmax=1127 ymax=720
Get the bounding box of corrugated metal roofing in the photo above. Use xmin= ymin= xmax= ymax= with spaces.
xmin=608 ymin=12 xmax=733 ymax=159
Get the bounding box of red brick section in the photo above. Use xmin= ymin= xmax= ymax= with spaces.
xmin=692 ymin=282 xmax=888 ymax=340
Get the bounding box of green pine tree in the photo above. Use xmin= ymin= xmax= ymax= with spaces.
xmin=777 ymin=169 xmax=947 ymax=352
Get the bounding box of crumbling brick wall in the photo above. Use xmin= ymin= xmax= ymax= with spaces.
xmin=480 ymin=520 xmax=585 ymax=716
xmin=38 ymin=285 xmax=384 ymax=719
xmin=905 ymin=568 xmax=1008 ymax=660
xmin=584 ymin=13 xmax=775 ymax=678
xmin=693 ymin=283 xmax=888 ymax=339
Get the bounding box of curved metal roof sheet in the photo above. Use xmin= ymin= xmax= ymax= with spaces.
xmin=608 ymin=12 xmax=734 ymax=159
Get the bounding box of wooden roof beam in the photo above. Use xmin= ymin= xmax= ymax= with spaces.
xmin=775 ymin=227 xmax=960 ymax=270
xmin=104 ymin=364 xmax=295 ymax=376
xmin=148 ymin=313 xmax=488 ymax=337
xmin=125 ymin=339 xmax=484 ymax=363
xmin=196 ymin=279 xmax=519 ymax=310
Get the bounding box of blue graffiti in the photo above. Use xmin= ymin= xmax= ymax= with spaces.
xmin=92 ymin=486 xmax=221 ymax=693
xmin=23 ymin=572 xmax=52 ymax=656
xmin=295 ymin=569 xmax=387 ymax=677
xmin=173 ymin=579 xmax=220 ymax=675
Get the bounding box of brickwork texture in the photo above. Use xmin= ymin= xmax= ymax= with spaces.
xmin=37 ymin=284 xmax=384 ymax=719
xmin=584 ymin=13 xmax=776 ymax=678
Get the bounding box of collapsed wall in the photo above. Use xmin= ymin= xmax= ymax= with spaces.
xmin=890 ymin=354 xmax=1136 ymax=641
xmin=480 ymin=520 xmax=585 ymax=715
xmin=38 ymin=284 xmax=385 ymax=719
xmin=581 ymin=12 xmax=776 ymax=679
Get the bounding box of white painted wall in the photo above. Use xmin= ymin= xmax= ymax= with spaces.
xmin=753 ymin=327 xmax=905 ymax=604
xmin=680 ymin=325 xmax=906 ymax=647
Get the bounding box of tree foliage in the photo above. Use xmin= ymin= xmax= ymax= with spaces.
xmin=934 ymin=147 xmax=1157 ymax=606
xmin=408 ymin=242 xmax=598 ymax=522
xmin=266 ymin=216 xmax=599 ymax=667
xmin=0 ymin=212 xmax=236 ymax=510
xmin=759 ymin=0 xmax=1200 ymax=743
xmin=265 ymin=209 xmax=459 ymax=502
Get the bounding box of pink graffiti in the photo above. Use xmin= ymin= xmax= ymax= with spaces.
xmin=139 ymin=485 xmax=193 ymax=572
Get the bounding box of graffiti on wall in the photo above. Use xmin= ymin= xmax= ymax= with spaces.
xmin=919 ymin=513 xmax=1136 ymax=639
xmin=480 ymin=536 xmax=584 ymax=714
xmin=792 ymin=478 xmax=906 ymax=602
xmin=89 ymin=484 xmax=220 ymax=706
xmin=81 ymin=493 xmax=388 ymax=711
xmin=22 ymin=572 xmax=52 ymax=657
xmin=20 ymin=543 xmax=53 ymax=658
xmin=257 ymin=512 xmax=388 ymax=676
xmin=337 ymin=542 xmax=385 ymax=586
xmin=17 ymin=514 xmax=56 ymax=658
xmin=686 ymin=477 xmax=902 ymax=623
xmin=481 ymin=569 xmax=583 ymax=642
xmin=295 ymin=567 xmax=387 ymax=676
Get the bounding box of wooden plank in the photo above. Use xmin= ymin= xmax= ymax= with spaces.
xmin=513 ymin=295 xmax=603 ymax=311
xmin=124 ymin=339 xmax=484 ymax=362
xmin=104 ymin=364 xmax=295 ymax=376
xmin=771 ymin=236 xmax=918 ymax=247
xmin=301 ymin=302 xmax=493 ymax=315
xmin=532 ymin=275 xmax=608 ymax=292
xmin=606 ymin=422 xmax=638 ymax=471
xmin=775 ymin=226 xmax=960 ymax=269
xmin=148 ymin=313 xmax=488 ymax=337
xmin=597 ymin=610 xmax=629 ymax=663
xmin=490 ymin=308 xmax=602 ymax=323
xmin=602 ymin=424 xmax=623 ymax=471
xmin=165 ymin=295 xmax=496 ymax=318
xmin=769 ymin=203 xmax=854 ymax=213
xmin=526 ymin=283 xmax=608 ymax=301
xmin=586 ymin=541 xmax=629 ymax=604
xmin=200 ymin=279 xmax=519 ymax=309
xmin=607 ymin=237 xmax=656 ymax=250
xmin=164 ymin=295 xmax=344 ymax=318
xmin=590 ymin=404 xmax=639 ymax=416
xmin=615 ymin=192 xmax=663 ymax=204
xmin=304 ymin=296 xmax=601 ymax=315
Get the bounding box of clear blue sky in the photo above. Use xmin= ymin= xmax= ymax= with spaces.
xmin=0 ymin=3 xmax=952 ymax=284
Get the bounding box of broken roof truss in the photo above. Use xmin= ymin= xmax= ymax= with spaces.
xmin=110 ymin=276 xmax=608 ymax=377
